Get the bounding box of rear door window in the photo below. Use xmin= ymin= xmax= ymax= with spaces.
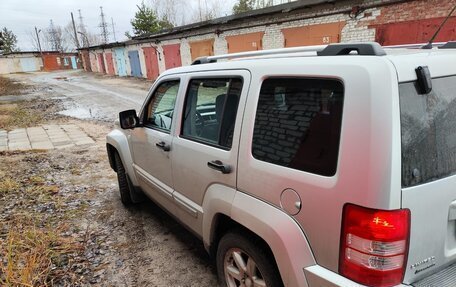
xmin=400 ymin=75 xmax=456 ymax=187
xmin=252 ymin=78 xmax=344 ymax=176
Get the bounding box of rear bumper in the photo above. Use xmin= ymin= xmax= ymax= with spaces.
xmin=304 ymin=265 xmax=410 ymax=287
xmin=412 ymin=262 xmax=456 ymax=287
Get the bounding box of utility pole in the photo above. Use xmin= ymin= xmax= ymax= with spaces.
xmin=111 ymin=17 xmax=117 ymax=42
xmin=99 ymin=6 xmax=109 ymax=44
xmin=34 ymin=26 xmax=43 ymax=55
xmin=71 ymin=12 xmax=80 ymax=49
xmin=35 ymin=26 xmax=44 ymax=69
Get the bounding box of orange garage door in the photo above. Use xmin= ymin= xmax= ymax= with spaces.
xmin=226 ymin=32 xmax=264 ymax=53
xmin=373 ymin=16 xmax=456 ymax=46
xmin=189 ymin=39 xmax=214 ymax=61
xmin=282 ymin=22 xmax=346 ymax=47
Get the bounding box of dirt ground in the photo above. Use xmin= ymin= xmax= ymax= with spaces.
xmin=0 ymin=72 xmax=218 ymax=286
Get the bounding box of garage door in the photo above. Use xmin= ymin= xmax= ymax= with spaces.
xmin=163 ymin=44 xmax=182 ymax=70
xmin=105 ymin=53 xmax=115 ymax=75
xmin=98 ymin=53 xmax=106 ymax=74
xmin=128 ymin=50 xmax=142 ymax=78
xmin=189 ymin=39 xmax=214 ymax=61
xmin=114 ymin=48 xmax=127 ymax=77
xmin=90 ymin=54 xmax=98 ymax=72
xmin=20 ymin=58 xmax=37 ymax=72
xmin=282 ymin=22 xmax=346 ymax=47
xmin=82 ymin=51 xmax=91 ymax=72
xmin=142 ymin=47 xmax=160 ymax=80
xmin=374 ymin=16 xmax=456 ymax=46
xmin=226 ymin=32 xmax=264 ymax=53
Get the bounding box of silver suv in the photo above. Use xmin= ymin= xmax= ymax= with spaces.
xmin=107 ymin=42 xmax=456 ymax=287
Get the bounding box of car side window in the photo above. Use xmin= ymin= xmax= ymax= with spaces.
xmin=144 ymin=80 xmax=180 ymax=132
xmin=182 ymin=78 xmax=242 ymax=149
xmin=252 ymin=78 xmax=344 ymax=176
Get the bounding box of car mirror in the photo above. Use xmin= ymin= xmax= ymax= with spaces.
xmin=119 ymin=109 xmax=139 ymax=129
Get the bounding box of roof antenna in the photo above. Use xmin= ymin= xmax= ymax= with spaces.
xmin=422 ymin=4 xmax=456 ymax=49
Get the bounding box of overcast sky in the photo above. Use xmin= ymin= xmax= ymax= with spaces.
xmin=0 ymin=0 xmax=235 ymax=51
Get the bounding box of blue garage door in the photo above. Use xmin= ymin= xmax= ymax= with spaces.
xmin=128 ymin=50 xmax=142 ymax=78
xmin=71 ymin=56 xmax=77 ymax=69
xmin=114 ymin=47 xmax=127 ymax=77
xmin=20 ymin=57 xmax=38 ymax=72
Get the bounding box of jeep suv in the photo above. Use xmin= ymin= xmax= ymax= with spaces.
xmin=106 ymin=42 xmax=456 ymax=287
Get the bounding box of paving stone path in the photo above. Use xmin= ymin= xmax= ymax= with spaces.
xmin=0 ymin=124 xmax=95 ymax=151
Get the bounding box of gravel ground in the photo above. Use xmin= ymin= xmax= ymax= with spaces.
xmin=0 ymin=71 xmax=219 ymax=286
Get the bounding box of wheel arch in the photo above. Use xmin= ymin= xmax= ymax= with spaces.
xmin=106 ymin=143 xmax=118 ymax=171
xmin=106 ymin=129 xmax=138 ymax=186
xmin=205 ymin=191 xmax=316 ymax=287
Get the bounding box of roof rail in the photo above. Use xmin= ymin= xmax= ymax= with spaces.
xmin=191 ymin=42 xmax=389 ymax=65
xmin=317 ymin=42 xmax=386 ymax=56
xmin=191 ymin=45 xmax=327 ymax=65
xmin=383 ymin=42 xmax=447 ymax=49
xmin=192 ymin=57 xmax=217 ymax=65
xmin=439 ymin=41 xmax=456 ymax=49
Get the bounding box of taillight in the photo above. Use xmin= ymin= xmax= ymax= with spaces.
xmin=339 ymin=204 xmax=410 ymax=287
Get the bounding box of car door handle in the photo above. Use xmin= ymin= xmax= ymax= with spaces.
xmin=155 ymin=141 xmax=170 ymax=152
xmin=207 ymin=160 xmax=231 ymax=174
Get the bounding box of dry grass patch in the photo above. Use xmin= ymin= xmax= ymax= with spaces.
xmin=0 ymin=103 xmax=42 ymax=130
xmin=0 ymin=76 xmax=28 ymax=96
xmin=0 ymin=172 xmax=88 ymax=286
xmin=0 ymin=217 xmax=83 ymax=287
xmin=0 ymin=177 xmax=20 ymax=195
xmin=0 ymin=160 xmax=88 ymax=287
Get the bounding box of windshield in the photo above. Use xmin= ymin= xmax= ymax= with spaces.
xmin=400 ymin=75 xmax=456 ymax=187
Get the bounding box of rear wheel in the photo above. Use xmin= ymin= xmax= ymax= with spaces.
xmin=216 ymin=231 xmax=283 ymax=287
xmin=114 ymin=152 xmax=132 ymax=205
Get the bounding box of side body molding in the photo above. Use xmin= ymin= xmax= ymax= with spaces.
xmin=106 ymin=129 xmax=139 ymax=186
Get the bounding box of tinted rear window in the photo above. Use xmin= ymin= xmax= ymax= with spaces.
xmin=400 ymin=75 xmax=456 ymax=187
xmin=252 ymin=78 xmax=344 ymax=176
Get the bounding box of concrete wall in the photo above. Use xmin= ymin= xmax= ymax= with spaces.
xmin=0 ymin=55 xmax=42 ymax=74
xmin=84 ymin=0 xmax=452 ymax=80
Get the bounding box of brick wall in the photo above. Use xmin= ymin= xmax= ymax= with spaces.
xmin=252 ymin=91 xmax=319 ymax=167
xmin=364 ymin=0 xmax=455 ymax=25
xmin=88 ymin=0 xmax=454 ymax=78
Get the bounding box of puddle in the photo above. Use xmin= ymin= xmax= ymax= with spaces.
xmin=58 ymin=107 xmax=100 ymax=120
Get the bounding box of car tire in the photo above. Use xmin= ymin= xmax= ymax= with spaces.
xmin=216 ymin=231 xmax=283 ymax=287
xmin=114 ymin=152 xmax=132 ymax=205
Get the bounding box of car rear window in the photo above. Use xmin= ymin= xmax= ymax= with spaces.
xmin=400 ymin=75 xmax=456 ymax=187
xmin=252 ymin=78 xmax=344 ymax=176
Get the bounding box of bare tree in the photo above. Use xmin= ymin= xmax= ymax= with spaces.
xmin=85 ymin=31 xmax=103 ymax=47
xmin=191 ymin=0 xmax=229 ymax=22
xmin=27 ymin=29 xmax=41 ymax=51
xmin=43 ymin=20 xmax=68 ymax=52
xmin=148 ymin=0 xmax=231 ymax=26
xmin=64 ymin=22 xmax=78 ymax=51
xmin=150 ymin=0 xmax=182 ymax=26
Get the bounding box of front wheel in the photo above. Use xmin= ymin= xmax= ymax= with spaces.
xmin=114 ymin=152 xmax=132 ymax=205
xmin=216 ymin=231 xmax=283 ymax=287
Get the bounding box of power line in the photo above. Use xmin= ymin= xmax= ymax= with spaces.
xmin=48 ymin=19 xmax=59 ymax=51
xmin=78 ymin=9 xmax=89 ymax=47
xmin=99 ymin=6 xmax=109 ymax=44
